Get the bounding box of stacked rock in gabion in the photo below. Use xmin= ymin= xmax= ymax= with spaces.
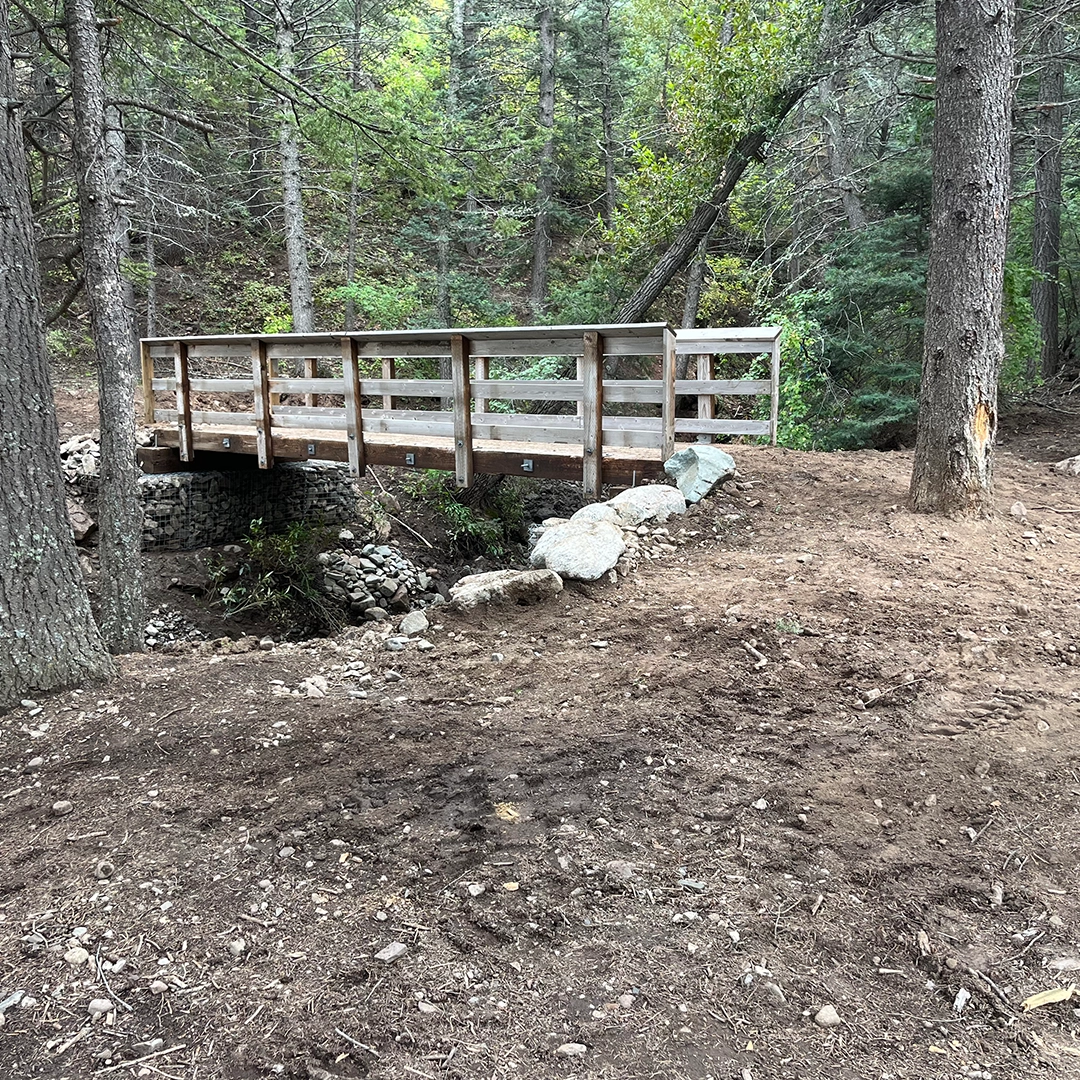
xmin=317 ymin=541 xmax=435 ymax=622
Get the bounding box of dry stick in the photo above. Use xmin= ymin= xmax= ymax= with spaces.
xmin=98 ymin=1045 xmax=188 ymax=1073
xmin=1028 ymin=505 xmax=1080 ymax=514
xmin=335 ymin=1028 xmax=379 ymax=1056
xmin=96 ymin=945 xmax=133 ymax=1012
xmin=390 ymin=514 xmax=434 ymax=549
xmin=53 ymin=1026 xmax=92 ymax=1056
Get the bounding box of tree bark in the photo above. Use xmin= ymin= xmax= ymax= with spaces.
xmin=344 ymin=1 xmax=364 ymax=331
xmin=65 ymin=0 xmax=146 ymax=652
xmin=528 ymin=2 xmax=557 ymax=322
xmin=0 ymin=2 xmax=115 ymax=705
xmin=598 ymin=0 xmax=616 ymax=225
xmin=819 ymin=73 xmax=867 ymax=231
xmin=1032 ymin=13 xmax=1063 ymax=379
xmin=275 ymin=0 xmax=316 ymax=334
xmin=678 ymin=237 xmax=709 ymax=380
xmin=909 ymin=0 xmax=1015 ymax=517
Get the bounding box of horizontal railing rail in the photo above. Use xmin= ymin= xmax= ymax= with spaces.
xmin=140 ymin=323 xmax=781 ymax=496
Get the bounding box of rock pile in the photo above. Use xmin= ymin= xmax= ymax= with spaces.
xmin=317 ymin=539 xmax=438 ymax=621
xmin=59 ymin=430 xmax=154 ymax=482
xmin=144 ymin=605 xmax=207 ymax=650
xmin=59 ymin=433 xmax=102 ymax=481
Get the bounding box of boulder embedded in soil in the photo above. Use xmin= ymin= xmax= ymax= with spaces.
xmin=450 ymin=568 xmax=564 ymax=609
xmin=529 ymin=519 xmax=625 ymax=581
xmin=663 ymin=445 xmax=737 ymax=503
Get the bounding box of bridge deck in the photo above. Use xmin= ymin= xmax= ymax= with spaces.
xmin=152 ymin=421 xmax=665 ymax=486
xmin=141 ymin=323 xmax=780 ymax=496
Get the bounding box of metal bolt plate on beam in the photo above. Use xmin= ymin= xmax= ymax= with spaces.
xmin=222 ymin=437 xmax=231 ymax=448
xmin=405 ymin=453 xmax=416 ymax=466
xmin=521 ymin=459 xmax=534 ymax=472
xmin=307 ymin=443 xmax=317 ymax=456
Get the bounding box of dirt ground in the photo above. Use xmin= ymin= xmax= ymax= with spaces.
xmin=2 ymin=393 xmax=1080 ymax=1080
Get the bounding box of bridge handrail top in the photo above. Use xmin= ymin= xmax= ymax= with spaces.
xmin=141 ymin=322 xmax=673 ymax=347
xmin=675 ymin=326 xmax=782 ymax=344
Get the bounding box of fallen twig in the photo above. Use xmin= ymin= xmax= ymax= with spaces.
xmin=390 ymin=514 xmax=434 ymax=549
xmin=743 ymin=640 xmax=768 ymax=669
xmin=96 ymin=945 xmax=133 ymax=1012
xmin=335 ymin=1027 xmax=379 ymax=1056
xmin=98 ymin=1044 xmax=188 ymax=1073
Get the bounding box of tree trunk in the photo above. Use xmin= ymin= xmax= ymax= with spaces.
xmin=528 ymin=2 xmax=557 ymax=322
xmin=819 ymin=73 xmax=866 ymax=231
xmin=0 ymin=2 xmax=115 ymax=705
xmin=1032 ymin=14 xmax=1063 ymax=379
xmin=436 ymin=209 xmax=452 ymax=327
xmin=245 ymin=1 xmax=274 ymax=230
xmin=909 ymin=0 xmax=1015 ymax=517
xmin=145 ymin=228 xmax=157 ymax=338
xmin=344 ymin=1 xmax=364 ymax=331
xmin=65 ymin=0 xmax=145 ymax=652
xmin=275 ymin=0 xmax=316 ymax=334
xmin=598 ymin=0 xmax=616 ymax=225
xmin=678 ymin=237 xmax=709 ymax=380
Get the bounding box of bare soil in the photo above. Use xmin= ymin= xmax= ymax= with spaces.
xmin=4 ymin=391 xmax=1080 ymax=1079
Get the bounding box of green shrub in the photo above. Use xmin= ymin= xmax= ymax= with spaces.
xmin=212 ymin=518 xmax=342 ymax=634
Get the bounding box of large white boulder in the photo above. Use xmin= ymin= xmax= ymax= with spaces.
xmin=607 ymin=484 xmax=687 ymax=526
xmin=450 ymin=568 xmax=564 ymax=609
xmin=1052 ymin=455 xmax=1080 ymax=477
xmin=529 ymin=519 xmax=626 ymax=581
xmin=663 ymin=445 xmax=737 ymax=503
xmin=570 ymin=502 xmax=620 ymax=525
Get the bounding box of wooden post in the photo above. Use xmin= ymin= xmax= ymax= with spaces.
xmin=174 ymin=339 xmax=193 ymax=462
xmin=140 ymin=340 xmax=155 ymax=425
xmin=770 ymin=337 xmax=781 ymax=446
xmin=302 ymin=356 xmax=317 ymax=408
xmin=696 ymin=352 xmax=714 ymax=444
xmin=341 ymin=336 xmax=366 ymax=477
xmin=581 ymin=330 xmax=603 ymax=500
xmin=661 ymin=327 xmax=677 ymax=462
xmin=451 ymin=334 xmax=474 ymax=488
xmin=251 ymin=339 xmax=274 ymax=469
xmin=473 ymin=354 xmax=489 ymax=415
xmin=381 ymin=357 xmax=397 ymax=411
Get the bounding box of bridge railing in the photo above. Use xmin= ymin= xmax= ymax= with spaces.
xmin=141 ymin=323 xmax=780 ymax=493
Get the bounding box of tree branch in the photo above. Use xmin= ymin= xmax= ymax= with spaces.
xmin=109 ymin=98 xmax=215 ymax=134
xmin=45 ymin=275 xmax=86 ymax=325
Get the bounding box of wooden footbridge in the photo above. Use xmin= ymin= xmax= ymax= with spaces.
xmin=141 ymin=323 xmax=780 ymax=497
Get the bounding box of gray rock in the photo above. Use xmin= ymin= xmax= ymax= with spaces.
xmin=52 ymin=800 xmax=73 ymax=817
xmin=529 ymin=520 xmax=625 ymax=581
xmin=556 ymin=1042 xmax=588 ymax=1057
xmin=374 ymin=941 xmax=408 ymax=964
xmin=399 ymin=610 xmax=429 ymax=636
xmin=1052 ymin=454 xmax=1080 ymax=476
xmin=450 ymin=568 xmax=563 ymax=609
xmin=364 ymin=607 xmax=390 ymax=621
xmin=663 ymin=445 xmax=737 ymax=502
xmin=607 ymin=484 xmax=686 ymax=525
xmin=814 ymin=1004 xmax=842 ymax=1028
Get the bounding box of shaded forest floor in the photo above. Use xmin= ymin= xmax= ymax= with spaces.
xmin=2 ymin=392 xmax=1080 ymax=1079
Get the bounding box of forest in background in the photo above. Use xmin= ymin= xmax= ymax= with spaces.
xmin=13 ymin=0 xmax=1080 ymax=450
